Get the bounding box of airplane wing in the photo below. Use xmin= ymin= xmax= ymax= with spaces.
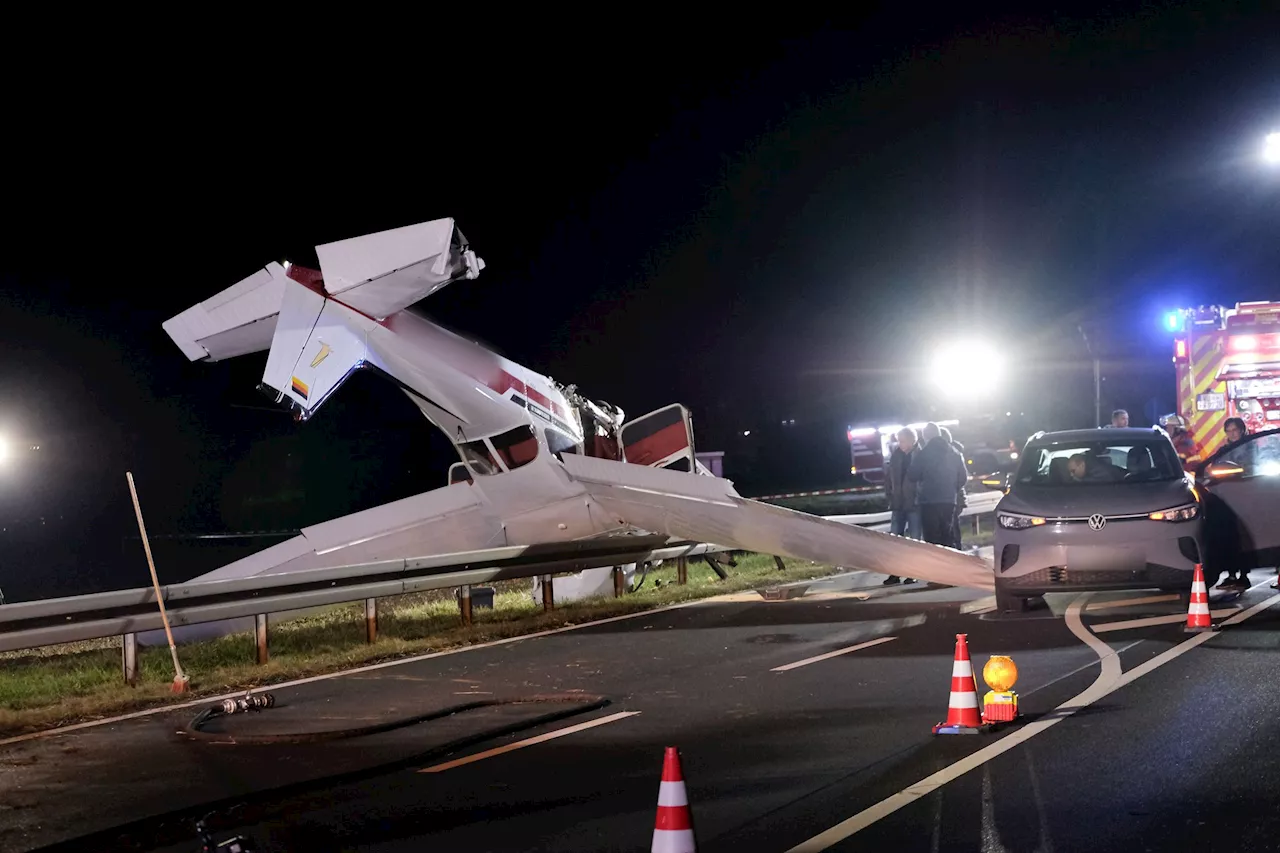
xmin=558 ymin=454 xmax=995 ymax=591
xmin=191 ymin=482 xmax=506 ymax=583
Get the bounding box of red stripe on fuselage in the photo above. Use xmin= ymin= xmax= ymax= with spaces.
xmin=284 ymin=270 xmax=567 ymax=420
xmin=490 ymin=370 xmax=565 ymax=417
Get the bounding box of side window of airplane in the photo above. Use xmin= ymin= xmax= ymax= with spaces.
xmin=490 ymin=425 xmax=540 ymax=471
xmin=460 ymin=440 xmax=501 ymax=476
xmin=545 ymin=428 xmax=581 ymax=458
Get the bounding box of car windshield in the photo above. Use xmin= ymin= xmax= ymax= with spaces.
xmin=1015 ymin=439 xmax=1183 ymax=486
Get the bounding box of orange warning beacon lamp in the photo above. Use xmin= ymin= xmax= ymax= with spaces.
xmin=981 ymin=655 xmax=1019 ymax=724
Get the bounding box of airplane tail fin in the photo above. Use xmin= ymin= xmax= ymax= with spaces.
xmin=162 ymin=218 xmax=485 ymax=419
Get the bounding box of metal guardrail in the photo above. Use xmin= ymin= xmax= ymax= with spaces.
xmin=0 ymin=498 xmax=1003 ymax=664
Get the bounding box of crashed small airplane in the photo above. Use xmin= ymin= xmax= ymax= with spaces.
xmin=162 ymin=218 xmax=992 ymax=596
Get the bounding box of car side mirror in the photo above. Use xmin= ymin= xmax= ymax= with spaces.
xmin=1202 ymin=460 xmax=1246 ymax=481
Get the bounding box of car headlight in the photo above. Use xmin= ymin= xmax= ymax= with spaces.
xmin=998 ymin=512 xmax=1046 ymax=529
xmin=1148 ymin=504 xmax=1198 ymax=522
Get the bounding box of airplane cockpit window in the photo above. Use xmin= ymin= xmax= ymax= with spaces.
xmin=545 ymin=429 xmax=581 ymax=457
xmin=460 ymin=440 xmax=501 ymax=476
xmin=491 ymin=425 xmax=540 ymax=470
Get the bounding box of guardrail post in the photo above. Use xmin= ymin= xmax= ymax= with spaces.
xmin=460 ymin=585 xmax=473 ymax=627
xmin=677 ymin=557 xmax=688 ymax=585
xmin=255 ymin=614 xmax=269 ymax=665
xmin=365 ymin=598 xmax=377 ymax=643
xmin=613 ymin=566 xmax=625 ymax=597
xmin=541 ymin=575 xmax=554 ymax=612
xmin=122 ymin=633 xmax=138 ymax=687
xmin=972 ymin=514 xmax=980 ymax=535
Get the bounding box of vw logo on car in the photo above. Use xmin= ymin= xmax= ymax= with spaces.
xmin=1088 ymin=513 xmax=1107 ymax=530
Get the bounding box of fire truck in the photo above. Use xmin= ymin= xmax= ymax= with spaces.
xmin=1170 ymin=301 xmax=1280 ymax=458
xmin=848 ymin=415 xmax=1025 ymax=489
xmin=846 ymin=419 xmax=962 ymax=485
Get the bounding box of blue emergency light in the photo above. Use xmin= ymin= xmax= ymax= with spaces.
xmin=1163 ymin=311 xmax=1185 ymax=333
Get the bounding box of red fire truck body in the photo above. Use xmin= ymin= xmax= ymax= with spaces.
xmin=1172 ymin=301 xmax=1280 ymax=458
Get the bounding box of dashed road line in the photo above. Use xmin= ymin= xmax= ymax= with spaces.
xmin=771 ymin=637 xmax=898 ymax=672
xmin=418 ymin=711 xmax=641 ymax=773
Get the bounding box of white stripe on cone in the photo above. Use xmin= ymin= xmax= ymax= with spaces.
xmin=658 ymin=781 xmax=688 ymax=807
xmin=1192 ymin=582 xmax=1206 ymax=593
xmin=949 ymin=691 xmax=979 ymax=708
xmin=1189 ymin=603 xmax=1210 ymax=615
xmin=653 ymin=828 xmax=697 ymax=853
xmin=952 ymin=660 xmax=973 ymax=677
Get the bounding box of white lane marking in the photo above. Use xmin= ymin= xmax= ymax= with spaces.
xmin=417 ymin=710 xmax=640 ymax=773
xmin=1016 ymin=640 xmax=1143 ymax=699
xmin=0 ymin=600 xmax=703 ymax=748
xmin=1091 ymin=609 xmax=1238 ymax=633
xmin=771 ymin=637 xmax=898 ymax=672
xmin=786 ymin=591 xmax=1177 ymax=852
xmin=1084 ymin=593 xmax=1180 ymax=612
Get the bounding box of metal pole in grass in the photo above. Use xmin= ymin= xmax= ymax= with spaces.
xmin=125 ymin=472 xmax=190 ymax=693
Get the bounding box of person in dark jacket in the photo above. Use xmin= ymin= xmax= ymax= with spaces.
xmin=941 ymin=427 xmax=969 ymax=549
xmin=908 ymin=423 xmax=968 ymax=548
xmin=883 ymin=427 xmax=922 ymax=584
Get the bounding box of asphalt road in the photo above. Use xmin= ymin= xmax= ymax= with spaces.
xmin=6 ymin=566 xmax=1280 ymax=853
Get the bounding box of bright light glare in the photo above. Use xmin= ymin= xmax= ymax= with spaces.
xmin=1266 ymin=132 xmax=1280 ymax=165
xmin=0 ymin=436 xmax=8 ymax=463
xmin=930 ymin=341 xmax=1004 ymax=397
xmin=1232 ymin=335 xmax=1257 ymax=351
xmin=1261 ymin=461 xmax=1280 ymax=477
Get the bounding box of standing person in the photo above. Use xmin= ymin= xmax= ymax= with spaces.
xmin=908 ymin=423 xmax=967 ymax=550
xmin=883 ymin=427 xmax=922 ymax=585
xmin=1161 ymin=414 xmax=1204 ymax=472
xmin=1111 ymin=409 xmax=1129 ymax=428
xmin=940 ymin=427 xmax=969 ymax=549
xmin=1215 ymin=417 xmax=1252 ymax=590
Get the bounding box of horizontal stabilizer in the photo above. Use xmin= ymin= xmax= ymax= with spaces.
xmin=162 ymin=263 xmax=290 ymax=361
xmin=316 ymin=218 xmax=484 ymax=320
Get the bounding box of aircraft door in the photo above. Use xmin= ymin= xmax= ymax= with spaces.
xmin=621 ymin=404 xmax=696 ymax=472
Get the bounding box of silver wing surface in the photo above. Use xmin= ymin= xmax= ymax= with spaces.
xmin=559 ymin=455 xmax=995 ymax=591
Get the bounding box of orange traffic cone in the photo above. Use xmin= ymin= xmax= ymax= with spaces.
xmin=652 ymin=747 xmax=696 ymax=853
xmin=1184 ymin=564 xmax=1217 ymax=633
xmin=933 ymin=633 xmax=984 ymax=734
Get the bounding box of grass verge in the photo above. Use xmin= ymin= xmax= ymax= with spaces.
xmin=0 ymin=553 xmax=853 ymax=737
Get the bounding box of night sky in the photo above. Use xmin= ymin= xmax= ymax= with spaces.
xmin=2 ymin=7 xmax=1278 ymax=599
